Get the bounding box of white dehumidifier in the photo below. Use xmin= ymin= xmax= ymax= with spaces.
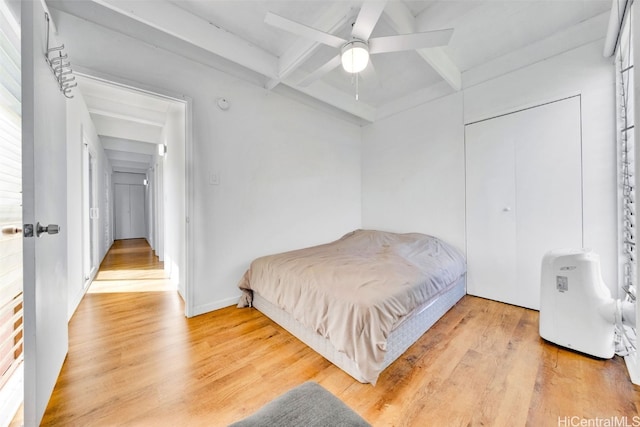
xmin=539 ymin=249 xmax=618 ymax=358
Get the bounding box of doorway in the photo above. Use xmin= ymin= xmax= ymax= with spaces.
xmin=82 ymin=138 xmax=99 ymax=286
xmin=114 ymin=182 xmax=146 ymax=240
xmin=73 ymin=74 xmax=191 ymax=313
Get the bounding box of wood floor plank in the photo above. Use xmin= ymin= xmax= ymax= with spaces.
xmin=481 ymin=309 xmax=541 ymax=426
xmin=39 ymin=239 xmax=640 ymax=426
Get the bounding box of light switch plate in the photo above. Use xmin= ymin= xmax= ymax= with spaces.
xmin=209 ymin=172 xmax=220 ymax=185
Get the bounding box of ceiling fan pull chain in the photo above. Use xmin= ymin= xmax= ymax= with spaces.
xmin=350 ymin=49 xmax=358 ymax=100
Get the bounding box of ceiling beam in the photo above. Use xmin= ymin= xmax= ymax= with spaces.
xmin=91 ymin=0 xmax=279 ymax=79
xmin=83 ymin=94 xmax=167 ymax=127
xmin=101 ymin=136 xmax=158 ymax=155
xmin=93 ymin=115 xmax=162 ymax=144
xmin=111 ymin=166 xmax=149 ymax=174
xmin=266 ymin=2 xmax=356 ymax=90
xmin=109 ymin=159 xmax=151 ymax=170
xmin=382 ymin=2 xmax=461 ymax=91
xmin=462 ymin=12 xmax=609 ymax=89
xmin=282 ymin=76 xmax=376 ymax=123
xmin=376 ymin=80 xmax=455 ymax=120
xmin=416 ymin=48 xmax=461 ymax=91
xmin=414 ymin=1 xmax=483 ymax=31
xmin=89 ymin=108 xmax=165 ymax=128
xmin=105 ymin=149 xmax=152 ymax=164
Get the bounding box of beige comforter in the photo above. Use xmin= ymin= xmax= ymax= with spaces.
xmin=237 ymin=229 xmax=466 ymax=384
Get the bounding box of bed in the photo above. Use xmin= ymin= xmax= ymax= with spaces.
xmin=237 ymin=229 xmax=466 ymax=384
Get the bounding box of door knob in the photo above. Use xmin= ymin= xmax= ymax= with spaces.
xmin=36 ymin=223 xmax=60 ymax=237
xmin=503 ymin=207 xmax=512 ymax=212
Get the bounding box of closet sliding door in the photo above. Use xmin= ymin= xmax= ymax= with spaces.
xmin=465 ymin=96 xmax=583 ymax=310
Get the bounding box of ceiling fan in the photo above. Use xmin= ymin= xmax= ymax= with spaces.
xmin=264 ymin=2 xmax=454 ymax=87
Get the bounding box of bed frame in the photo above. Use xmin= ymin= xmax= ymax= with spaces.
xmin=253 ymin=276 xmax=466 ymax=383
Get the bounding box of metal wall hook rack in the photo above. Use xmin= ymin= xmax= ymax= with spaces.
xmin=44 ymin=12 xmax=76 ymax=99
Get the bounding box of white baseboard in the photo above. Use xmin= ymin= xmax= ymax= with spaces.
xmin=190 ymin=296 xmax=239 ymax=317
xmin=624 ymin=352 xmax=640 ymax=385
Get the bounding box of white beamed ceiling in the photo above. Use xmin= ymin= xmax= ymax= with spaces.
xmin=51 ymin=0 xmax=612 ymax=122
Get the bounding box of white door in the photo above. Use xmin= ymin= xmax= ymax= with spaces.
xmin=115 ymin=184 xmax=146 ymax=239
xmin=82 ymin=142 xmax=98 ymax=284
xmin=465 ymin=96 xmax=583 ymax=310
xmin=129 ymin=184 xmax=146 ymax=238
xmin=465 ymin=118 xmax=518 ymax=305
xmin=114 ymin=183 xmax=130 ymax=239
xmin=22 ymin=2 xmax=69 ymax=425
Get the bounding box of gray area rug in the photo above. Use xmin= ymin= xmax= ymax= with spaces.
xmin=228 ymin=381 xmax=371 ymax=427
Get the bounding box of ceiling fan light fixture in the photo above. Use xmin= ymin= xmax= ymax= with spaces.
xmin=341 ymin=40 xmax=369 ymax=73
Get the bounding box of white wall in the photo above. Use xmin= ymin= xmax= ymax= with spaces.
xmin=66 ymin=90 xmax=113 ymax=319
xmin=362 ymin=93 xmax=465 ymax=252
xmin=151 ymin=159 xmax=164 ymax=261
xmin=163 ymin=104 xmax=185 ymax=295
xmin=362 ymin=39 xmax=617 ymax=293
xmin=54 ymin=10 xmax=362 ymax=315
xmin=192 ymin=74 xmax=362 ymax=314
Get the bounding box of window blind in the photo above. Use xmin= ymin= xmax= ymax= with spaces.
xmin=615 ymin=4 xmax=636 ymax=356
xmin=0 ymin=0 xmax=23 ymax=394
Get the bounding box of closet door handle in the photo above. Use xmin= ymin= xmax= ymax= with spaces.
xmin=503 ymin=207 xmax=512 ymax=212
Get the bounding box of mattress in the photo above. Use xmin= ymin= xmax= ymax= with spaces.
xmin=238 ymin=229 xmax=466 ymax=383
xmin=252 ymin=276 xmax=466 ymax=383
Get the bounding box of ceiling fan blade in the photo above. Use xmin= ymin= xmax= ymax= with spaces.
xmin=298 ymin=55 xmax=342 ymax=87
xmin=351 ymin=1 xmax=387 ymax=41
xmin=369 ymin=28 xmax=453 ymax=54
xmin=265 ymin=12 xmax=347 ymax=49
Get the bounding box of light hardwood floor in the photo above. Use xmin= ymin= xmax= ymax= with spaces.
xmin=40 ymin=239 xmax=639 ymax=426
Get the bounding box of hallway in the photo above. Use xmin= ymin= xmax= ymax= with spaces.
xmin=41 ymin=239 xmax=189 ymax=425
xmin=88 ymin=239 xmax=176 ymax=293
xmin=12 ymin=239 xmax=179 ymax=426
